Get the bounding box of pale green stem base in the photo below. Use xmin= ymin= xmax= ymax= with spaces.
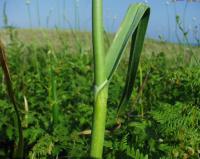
xmin=90 ymin=85 xmax=108 ymax=158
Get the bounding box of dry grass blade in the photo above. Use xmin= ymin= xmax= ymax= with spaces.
xmin=0 ymin=40 xmax=24 ymax=158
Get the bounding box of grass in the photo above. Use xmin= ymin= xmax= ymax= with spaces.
xmin=0 ymin=27 xmax=199 ymax=158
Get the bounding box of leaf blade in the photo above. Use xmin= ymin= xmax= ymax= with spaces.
xmin=105 ymin=3 xmax=150 ymax=116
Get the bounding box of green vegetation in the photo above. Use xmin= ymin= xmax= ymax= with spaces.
xmin=0 ymin=26 xmax=199 ymax=158
xmin=0 ymin=40 xmax=24 ymax=158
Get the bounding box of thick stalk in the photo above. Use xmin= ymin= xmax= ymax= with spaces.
xmin=90 ymin=0 xmax=108 ymax=158
xmin=90 ymin=86 xmax=108 ymax=158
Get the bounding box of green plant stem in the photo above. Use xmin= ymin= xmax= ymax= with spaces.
xmin=90 ymin=0 xmax=108 ymax=158
xmin=50 ymin=65 xmax=58 ymax=126
xmin=92 ymin=0 xmax=105 ymax=85
xmin=36 ymin=0 xmax=40 ymax=27
xmin=3 ymin=0 xmax=8 ymax=27
xmin=90 ymin=85 xmax=108 ymax=158
xmin=26 ymin=4 xmax=32 ymax=28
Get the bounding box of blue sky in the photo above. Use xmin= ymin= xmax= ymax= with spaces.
xmin=0 ymin=0 xmax=200 ymax=43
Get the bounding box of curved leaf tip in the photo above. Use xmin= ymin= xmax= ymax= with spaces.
xmin=104 ymin=3 xmax=150 ymax=116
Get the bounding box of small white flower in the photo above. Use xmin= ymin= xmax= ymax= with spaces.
xmin=158 ymin=138 xmax=163 ymax=143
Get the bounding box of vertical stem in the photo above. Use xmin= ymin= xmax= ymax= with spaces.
xmin=91 ymin=86 xmax=108 ymax=158
xmin=63 ymin=0 xmax=66 ymax=28
xmin=26 ymin=4 xmax=32 ymax=28
xmin=92 ymin=0 xmax=105 ymax=85
xmin=90 ymin=0 xmax=108 ymax=158
xmin=3 ymin=0 xmax=8 ymax=27
xmin=57 ymin=0 xmax=61 ymax=27
xmin=51 ymin=64 xmax=58 ymax=126
xmin=166 ymin=4 xmax=170 ymax=41
xmin=48 ymin=53 xmax=58 ymax=127
xmin=36 ymin=0 xmax=40 ymax=27
xmin=74 ymin=0 xmax=80 ymax=30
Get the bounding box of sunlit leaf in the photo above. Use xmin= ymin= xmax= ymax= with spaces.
xmin=105 ymin=3 xmax=150 ymax=115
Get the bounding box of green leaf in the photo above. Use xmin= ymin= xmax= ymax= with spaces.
xmin=105 ymin=3 xmax=150 ymax=116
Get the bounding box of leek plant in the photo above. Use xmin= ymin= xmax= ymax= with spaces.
xmin=91 ymin=1 xmax=150 ymax=158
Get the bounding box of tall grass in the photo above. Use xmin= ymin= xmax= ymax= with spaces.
xmin=48 ymin=51 xmax=59 ymax=127
xmin=3 ymin=0 xmax=8 ymax=28
xmin=56 ymin=0 xmax=61 ymax=27
xmin=90 ymin=0 xmax=150 ymax=158
xmin=26 ymin=0 xmax=32 ymax=28
xmin=62 ymin=0 xmax=66 ymax=28
xmin=46 ymin=8 xmax=53 ymax=28
xmin=36 ymin=0 xmax=41 ymax=27
xmin=74 ymin=0 xmax=80 ymax=30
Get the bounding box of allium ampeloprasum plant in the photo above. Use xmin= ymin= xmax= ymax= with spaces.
xmin=90 ymin=1 xmax=150 ymax=158
xmin=0 ymin=40 xmax=24 ymax=159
